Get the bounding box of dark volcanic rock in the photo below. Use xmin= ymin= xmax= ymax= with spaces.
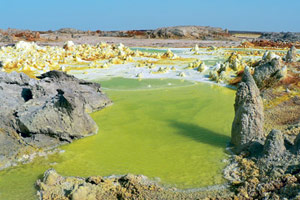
xmin=293 ymin=133 xmax=300 ymax=152
xmin=15 ymin=89 xmax=98 ymax=142
xmin=263 ymin=130 xmax=286 ymax=157
xmin=285 ymin=45 xmax=297 ymax=62
xmin=260 ymin=32 xmax=300 ymax=42
xmin=253 ymin=58 xmax=285 ymax=89
xmin=231 ymin=67 xmax=264 ymax=150
xmin=0 ymin=71 xmax=111 ymax=169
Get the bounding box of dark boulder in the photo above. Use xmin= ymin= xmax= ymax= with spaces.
xmin=293 ymin=132 xmax=300 ymax=152
xmin=263 ymin=130 xmax=286 ymax=157
xmin=253 ymin=58 xmax=286 ymax=89
xmin=0 ymin=71 xmax=111 ymax=170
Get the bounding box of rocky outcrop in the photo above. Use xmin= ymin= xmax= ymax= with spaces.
xmin=36 ymin=169 xmax=163 ymax=200
xmin=231 ymin=67 xmax=264 ymax=150
xmin=0 ymin=70 xmax=111 ymax=170
xmin=15 ymin=89 xmax=98 ymax=142
xmin=56 ymin=28 xmax=85 ymax=34
xmin=36 ymin=169 xmax=233 ymax=200
xmin=285 ymin=46 xmax=297 ymax=62
xmin=224 ymin=154 xmax=300 ymax=200
xmin=0 ymin=34 xmax=13 ymax=43
xmin=150 ymin=26 xmax=229 ymax=40
xmin=260 ymin=32 xmax=300 ymax=42
xmin=227 ymin=54 xmax=300 ymax=199
xmin=262 ymin=130 xmax=286 ymax=158
xmin=253 ymin=57 xmax=286 ymax=89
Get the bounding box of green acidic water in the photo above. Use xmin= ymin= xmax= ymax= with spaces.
xmin=0 ymin=78 xmax=235 ymax=200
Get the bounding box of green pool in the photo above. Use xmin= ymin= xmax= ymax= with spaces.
xmin=0 ymin=78 xmax=235 ymax=200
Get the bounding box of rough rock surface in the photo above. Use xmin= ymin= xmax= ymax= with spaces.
xmin=253 ymin=58 xmax=285 ymax=89
xmin=36 ymin=169 xmax=233 ymax=200
xmin=263 ymin=130 xmax=286 ymax=157
xmin=231 ymin=67 xmax=264 ymax=150
xmin=260 ymin=32 xmax=300 ymax=42
xmin=224 ymin=155 xmax=300 ymax=199
xmin=285 ymin=45 xmax=297 ymax=62
xmin=56 ymin=28 xmax=85 ymax=34
xmin=0 ymin=34 xmax=13 ymax=43
xmin=226 ymin=55 xmax=300 ymax=199
xmin=0 ymin=70 xmax=111 ymax=170
xmin=150 ymin=26 xmax=229 ymax=40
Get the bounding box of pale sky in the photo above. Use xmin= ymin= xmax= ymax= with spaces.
xmin=1 ymin=0 xmax=299 ymax=32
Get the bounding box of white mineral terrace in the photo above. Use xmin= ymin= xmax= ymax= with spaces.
xmin=0 ymin=41 xmax=284 ymax=85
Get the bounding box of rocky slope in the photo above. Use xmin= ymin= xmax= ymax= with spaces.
xmin=0 ymin=70 xmax=111 ymax=170
xmin=226 ymin=47 xmax=300 ymax=199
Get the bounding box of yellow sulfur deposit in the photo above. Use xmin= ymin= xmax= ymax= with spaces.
xmin=209 ymin=70 xmax=219 ymax=81
xmin=162 ymin=49 xmax=178 ymax=59
xmin=152 ymin=67 xmax=170 ymax=74
xmin=0 ymin=41 xmax=170 ymax=77
xmin=0 ymin=41 xmax=268 ymax=86
xmin=179 ymin=72 xmax=186 ymax=77
xmin=208 ymin=52 xmax=247 ymax=83
xmin=190 ymin=44 xmax=200 ymax=52
xmin=185 ymin=59 xmax=202 ymax=69
xmin=197 ymin=63 xmax=206 ymax=72
xmin=136 ymin=73 xmax=143 ymax=78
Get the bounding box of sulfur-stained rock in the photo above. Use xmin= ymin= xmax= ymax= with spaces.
xmin=72 ymin=185 xmax=97 ymax=200
xmin=42 ymin=168 xmax=63 ymax=186
xmin=197 ymin=63 xmax=206 ymax=72
xmin=63 ymin=40 xmax=75 ymax=51
xmin=231 ymin=67 xmax=264 ymax=150
xmin=179 ymin=72 xmax=186 ymax=77
xmin=136 ymin=73 xmax=143 ymax=78
xmin=162 ymin=49 xmax=176 ymax=58
xmin=36 ymin=169 xmax=234 ymax=199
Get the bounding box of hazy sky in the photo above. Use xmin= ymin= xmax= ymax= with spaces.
xmin=1 ymin=0 xmax=299 ymax=32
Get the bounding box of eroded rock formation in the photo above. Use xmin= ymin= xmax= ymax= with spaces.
xmin=262 ymin=130 xmax=286 ymax=158
xmin=285 ymin=46 xmax=297 ymax=62
xmin=253 ymin=57 xmax=286 ymax=89
xmin=231 ymin=67 xmax=264 ymax=150
xmin=0 ymin=70 xmax=111 ymax=169
xmin=227 ymin=51 xmax=300 ymax=199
